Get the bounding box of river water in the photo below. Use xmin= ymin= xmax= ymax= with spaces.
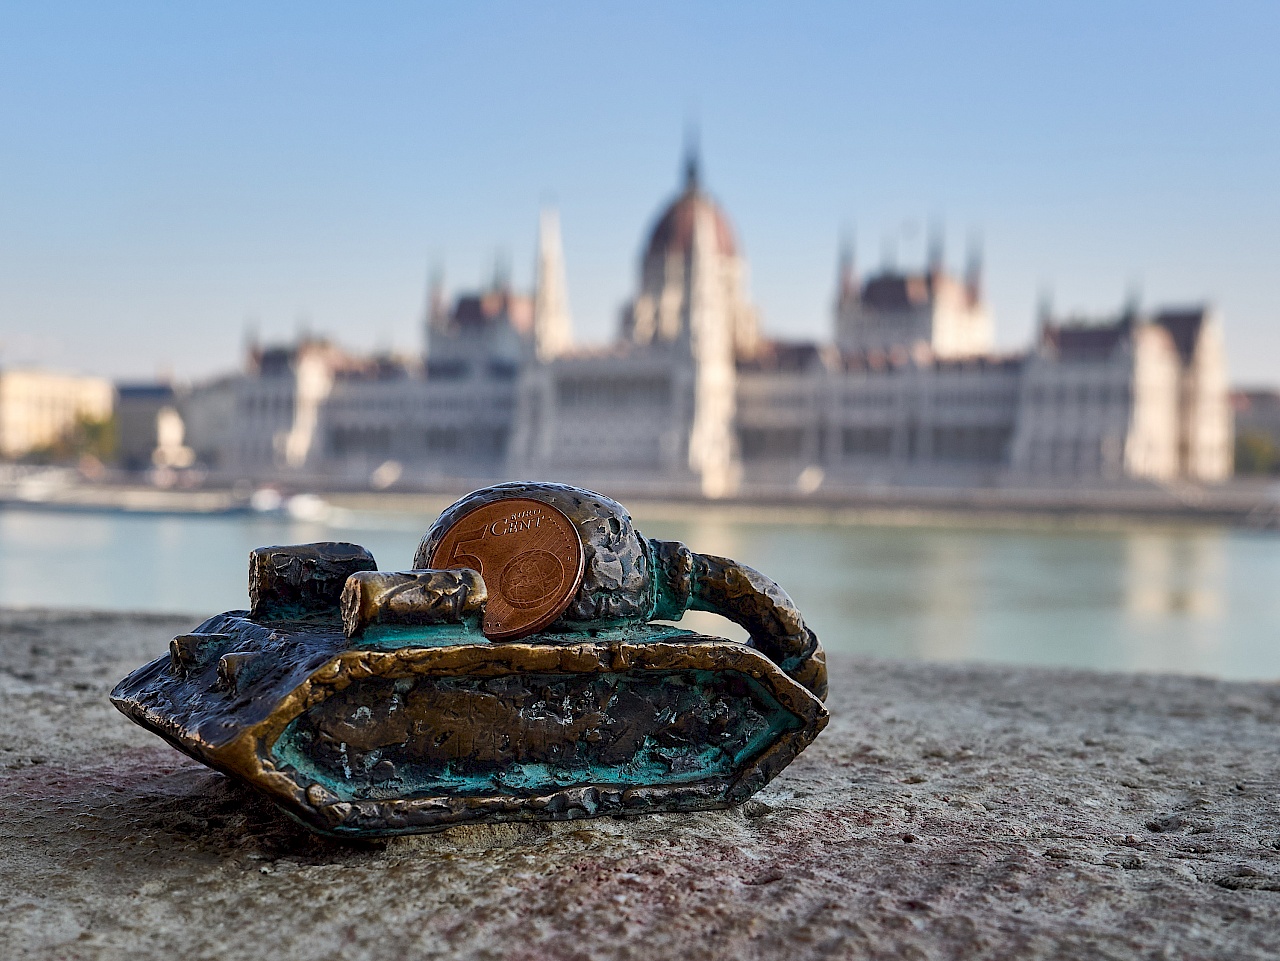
xmin=2 ymin=505 xmax=1277 ymax=680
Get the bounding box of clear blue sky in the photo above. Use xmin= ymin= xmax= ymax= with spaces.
xmin=2 ymin=1 xmax=1278 ymax=382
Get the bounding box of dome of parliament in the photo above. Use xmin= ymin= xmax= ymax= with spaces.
xmin=643 ymin=154 xmax=739 ymax=262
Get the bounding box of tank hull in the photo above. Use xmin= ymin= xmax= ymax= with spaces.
xmin=111 ymin=615 xmax=828 ymax=838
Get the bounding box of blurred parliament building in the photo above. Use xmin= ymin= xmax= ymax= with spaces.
xmin=178 ymin=151 xmax=1233 ymax=496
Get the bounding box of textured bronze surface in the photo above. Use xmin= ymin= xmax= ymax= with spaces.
xmin=686 ymin=549 xmax=827 ymax=700
xmin=112 ymin=613 xmax=826 ymax=837
xmin=341 ymin=569 xmax=487 ymax=638
xmin=415 ymin=482 xmax=826 ymax=699
xmin=428 ymin=497 xmax=584 ymax=641
xmin=249 ymin=542 xmax=377 ymax=619
xmin=113 ymin=482 xmax=829 ymax=839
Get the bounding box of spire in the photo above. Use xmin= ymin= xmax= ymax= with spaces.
xmin=683 ymin=124 xmax=701 ymax=193
xmin=837 ymin=232 xmax=858 ymax=307
xmin=242 ymin=319 xmax=260 ymax=357
xmin=1036 ymin=286 xmax=1054 ymax=339
xmin=881 ymin=235 xmax=898 ymax=271
xmin=533 ymin=208 xmax=573 ymax=361
xmin=927 ymin=221 xmax=945 ymax=275
xmin=1122 ymin=281 xmax=1142 ymax=322
xmin=491 ymin=251 xmax=511 ymax=292
xmin=425 ymin=265 xmax=448 ymax=333
xmin=965 ymin=233 xmax=983 ymax=301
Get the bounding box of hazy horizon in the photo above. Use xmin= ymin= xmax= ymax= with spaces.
xmin=2 ymin=2 xmax=1278 ymax=384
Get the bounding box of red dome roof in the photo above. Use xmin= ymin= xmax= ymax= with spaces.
xmin=643 ymin=187 xmax=739 ymax=262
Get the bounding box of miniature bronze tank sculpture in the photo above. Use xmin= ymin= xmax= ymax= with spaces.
xmin=112 ymin=482 xmax=828 ymax=838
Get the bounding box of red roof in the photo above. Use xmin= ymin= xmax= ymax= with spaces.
xmin=856 ymin=270 xmax=977 ymax=311
xmin=861 ymin=274 xmax=932 ymax=311
xmin=450 ymin=290 xmax=533 ymax=335
xmin=644 ymin=187 xmax=738 ymax=262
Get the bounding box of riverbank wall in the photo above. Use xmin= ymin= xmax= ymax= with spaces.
xmin=5 ymin=608 xmax=1280 ymax=959
xmin=2 ymin=473 xmax=1280 ymax=529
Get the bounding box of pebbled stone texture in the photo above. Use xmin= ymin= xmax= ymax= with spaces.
xmin=3 ymin=607 xmax=1280 ymax=960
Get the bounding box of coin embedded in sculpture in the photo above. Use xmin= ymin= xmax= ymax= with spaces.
xmin=428 ymin=497 xmax=585 ymax=640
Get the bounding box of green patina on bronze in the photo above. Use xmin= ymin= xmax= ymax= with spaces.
xmin=274 ymin=665 xmax=801 ymax=801
xmin=111 ymin=482 xmax=828 ymax=838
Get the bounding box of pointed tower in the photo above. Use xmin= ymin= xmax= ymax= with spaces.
xmin=927 ymin=221 xmax=945 ymax=277
xmin=836 ymin=234 xmax=858 ymax=308
xmin=532 ymin=208 xmax=573 ymax=361
xmin=424 ymin=266 xmax=448 ymax=350
xmin=1036 ymin=287 xmax=1053 ymax=327
xmin=833 ymin=234 xmax=859 ymax=348
xmin=1122 ymin=282 xmax=1143 ymax=322
xmin=684 ymin=204 xmax=740 ymax=498
xmin=965 ymin=235 xmax=983 ymax=303
xmin=683 ymin=121 xmax=701 ymax=193
xmin=243 ymin=320 xmax=261 ymax=373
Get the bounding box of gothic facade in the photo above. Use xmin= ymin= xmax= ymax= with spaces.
xmin=182 ymin=153 xmax=1233 ymax=493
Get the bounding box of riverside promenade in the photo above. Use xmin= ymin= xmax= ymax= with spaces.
xmin=2 ymin=470 xmax=1280 ymax=529
xmin=4 ymin=608 xmax=1280 ymax=959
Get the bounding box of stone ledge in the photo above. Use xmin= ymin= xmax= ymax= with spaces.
xmin=3 ymin=607 xmax=1280 ymax=960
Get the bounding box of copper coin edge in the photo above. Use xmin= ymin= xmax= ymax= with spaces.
xmin=427 ymin=497 xmax=586 ymax=640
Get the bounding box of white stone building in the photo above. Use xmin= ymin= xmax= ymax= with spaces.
xmin=835 ymin=237 xmax=993 ymax=359
xmin=181 ymin=150 xmax=1233 ymax=493
xmin=0 ymin=369 xmax=114 ymax=459
xmin=1002 ymin=306 xmax=1232 ymax=483
xmin=513 ymin=157 xmax=750 ymax=497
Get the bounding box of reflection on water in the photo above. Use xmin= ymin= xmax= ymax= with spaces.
xmin=1 ymin=507 xmax=1277 ymax=680
xmin=1125 ymin=533 xmax=1224 ymax=621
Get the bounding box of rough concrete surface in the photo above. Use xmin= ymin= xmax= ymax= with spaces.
xmin=3 ymin=608 xmax=1280 ymax=960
